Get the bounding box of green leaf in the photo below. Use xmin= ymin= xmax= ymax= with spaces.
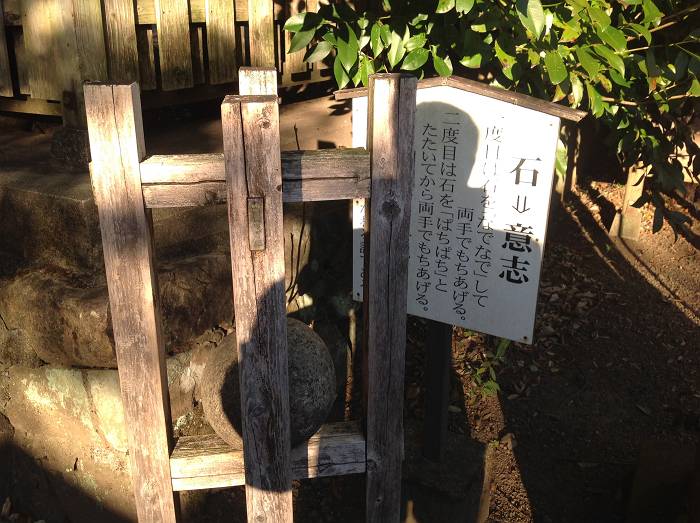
xmin=370 ymin=24 xmax=384 ymax=56
xmin=593 ymin=45 xmax=625 ymax=77
xmin=337 ymin=29 xmax=359 ymax=71
xmin=432 ymin=51 xmax=453 ymax=76
xmin=387 ymin=31 xmax=406 ymax=68
xmin=460 ymin=53 xmax=483 ymax=68
xmin=609 ymin=69 xmax=631 ymax=87
xmin=284 ymin=13 xmax=307 ymax=32
xmin=322 ymin=32 xmax=337 ymax=46
xmin=304 ymin=41 xmax=333 ymax=63
xmin=555 ymin=137 xmax=568 ymax=179
xmin=645 ymin=50 xmax=661 ymax=77
xmin=570 ymin=73 xmax=584 ymax=106
xmin=401 ymin=48 xmax=429 ymax=70
xmin=288 ymin=29 xmax=315 ymax=54
xmin=405 ymin=34 xmax=427 ymax=52
xmin=690 ymin=78 xmax=700 ymax=97
xmin=361 ymin=58 xmax=375 ymax=86
xmin=436 ymin=0 xmax=455 ymax=14
xmin=587 ymin=6 xmax=610 ymax=28
xmin=642 ymin=0 xmax=663 ymax=25
xmin=456 ymin=0 xmax=475 ymax=14
xmin=586 ymin=82 xmax=603 ymax=116
xmin=516 ymin=0 xmax=545 ymax=39
xmin=284 ymin=12 xmax=321 ymax=32
xmin=544 ymin=51 xmax=568 ymax=84
xmin=599 ymin=26 xmax=626 ymax=52
xmin=629 ymin=23 xmax=652 ymax=46
xmin=577 ymin=47 xmax=602 ymax=78
xmin=673 ymin=51 xmax=690 ymax=82
xmin=380 ymin=24 xmax=392 ymax=46
xmin=333 ymin=55 xmax=350 ymax=89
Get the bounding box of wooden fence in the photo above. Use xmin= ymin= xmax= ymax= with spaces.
xmin=85 ymin=68 xmax=417 ymax=522
xmin=0 ymin=0 xmax=330 ymax=123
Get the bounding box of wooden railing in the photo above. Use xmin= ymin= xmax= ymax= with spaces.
xmin=0 ymin=0 xmax=330 ymax=122
xmin=85 ymin=68 xmax=417 ymax=522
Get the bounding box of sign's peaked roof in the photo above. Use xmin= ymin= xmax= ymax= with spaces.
xmin=334 ymin=75 xmax=586 ymax=122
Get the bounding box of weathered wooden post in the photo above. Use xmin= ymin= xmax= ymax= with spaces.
xmin=84 ymin=83 xmax=178 ymax=522
xmin=222 ymin=68 xmax=294 ymax=522
xmin=364 ymin=73 xmax=417 ymax=522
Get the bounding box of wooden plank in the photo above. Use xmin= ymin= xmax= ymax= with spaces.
xmin=133 ymin=0 xmax=286 ymax=24
xmin=154 ymin=0 xmax=193 ymax=89
xmin=364 ymin=73 xmax=417 ymax=523
xmin=54 ymin=2 xmax=85 ymax=126
xmin=206 ymin=0 xmax=237 ymax=84
xmin=140 ymin=149 xmax=369 ymax=183
xmin=139 ymin=149 xmax=371 ymax=207
xmin=136 ymin=26 xmax=157 ymax=90
xmin=72 ymin=0 xmax=108 ymax=83
xmin=104 ymin=0 xmax=139 ymax=84
xmin=190 ymin=24 xmax=205 ymax=84
xmin=282 ymin=0 xmax=307 ymax=79
xmin=248 ymin=0 xmax=275 ymax=67
xmin=0 ymin=97 xmax=62 ymax=116
xmin=422 ymin=321 xmax=452 ymax=462
xmin=20 ymin=0 xmax=59 ymax=99
xmin=222 ymin=70 xmax=292 ymax=522
xmin=335 ymin=75 xmax=587 ymax=123
xmin=170 ymin=422 xmax=366 ymax=490
xmin=142 ymin=176 xmax=370 ymax=207
xmin=0 ymin=0 xmax=13 ymax=96
xmin=12 ymin=30 xmax=29 ymax=95
xmin=84 ymin=83 xmax=178 ymax=522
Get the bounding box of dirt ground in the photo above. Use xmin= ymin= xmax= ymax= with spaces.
xmin=162 ymin=100 xmax=700 ymax=521
xmin=1 ymin=88 xmax=699 ymax=522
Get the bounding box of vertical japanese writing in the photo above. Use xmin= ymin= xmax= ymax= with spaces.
xmin=498 ymin=156 xmax=542 ymax=285
xmin=415 ymin=122 xmax=438 ymax=311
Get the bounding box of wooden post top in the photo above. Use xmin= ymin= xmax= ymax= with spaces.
xmin=335 ymin=74 xmax=587 ymax=123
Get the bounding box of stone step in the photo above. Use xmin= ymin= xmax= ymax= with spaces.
xmin=0 ymin=168 xmax=233 ymax=273
xmin=0 ymin=254 xmax=232 ymax=368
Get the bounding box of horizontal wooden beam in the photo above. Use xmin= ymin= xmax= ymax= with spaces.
xmin=0 ymin=96 xmax=62 ymax=116
xmin=335 ymin=75 xmax=587 ymax=123
xmin=140 ymin=148 xmax=370 ymax=207
xmin=170 ymin=422 xmax=366 ymax=491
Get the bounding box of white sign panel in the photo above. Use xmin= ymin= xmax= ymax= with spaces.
xmin=352 ymin=85 xmax=560 ymax=343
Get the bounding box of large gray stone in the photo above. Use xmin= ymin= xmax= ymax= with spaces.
xmin=201 ymin=318 xmax=336 ymax=448
xmin=0 ymin=341 xmax=223 ymax=522
xmin=0 ymin=255 xmax=232 ymax=368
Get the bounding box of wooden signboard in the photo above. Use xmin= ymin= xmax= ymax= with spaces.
xmin=348 ymin=77 xmax=585 ymax=343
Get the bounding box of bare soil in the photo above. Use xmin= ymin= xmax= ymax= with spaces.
xmin=2 ymin=93 xmax=698 ymax=522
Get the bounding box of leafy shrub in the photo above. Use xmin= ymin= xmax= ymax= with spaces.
xmin=285 ymin=0 xmax=699 ymax=231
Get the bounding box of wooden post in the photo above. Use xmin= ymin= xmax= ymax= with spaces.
xmin=221 ymin=72 xmax=293 ymax=521
xmin=422 ymin=320 xmax=452 ymax=462
xmin=364 ymin=73 xmax=417 ymax=523
xmin=0 ymin=0 xmax=13 ymax=96
xmin=84 ymin=83 xmax=178 ymax=522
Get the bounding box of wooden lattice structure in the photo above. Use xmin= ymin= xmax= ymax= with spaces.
xmin=0 ymin=0 xmax=332 ymax=122
xmin=84 ymin=68 xmax=417 ymax=522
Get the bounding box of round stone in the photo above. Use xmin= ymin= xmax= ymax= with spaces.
xmin=201 ymin=318 xmax=336 ymax=448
